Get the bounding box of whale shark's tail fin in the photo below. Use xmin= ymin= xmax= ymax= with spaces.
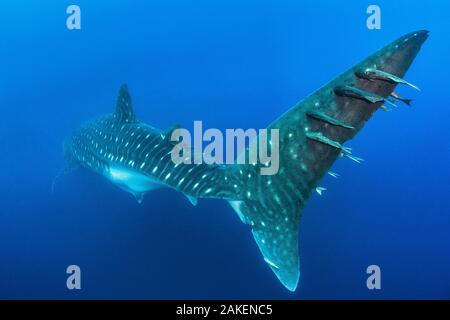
xmin=225 ymin=31 xmax=429 ymax=291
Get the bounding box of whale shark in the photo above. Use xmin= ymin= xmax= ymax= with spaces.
xmin=63 ymin=30 xmax=429 ymax=291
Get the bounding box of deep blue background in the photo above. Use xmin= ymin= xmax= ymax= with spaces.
xmin=0 ymin=0 xmax=449 ymax=299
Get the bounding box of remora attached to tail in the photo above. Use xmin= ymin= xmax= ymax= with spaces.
xmin=224 ymin=31 xmax=429 ymax=291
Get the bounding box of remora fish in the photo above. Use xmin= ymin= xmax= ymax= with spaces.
xmin=63 ymin=30 xmax=429 ymax=291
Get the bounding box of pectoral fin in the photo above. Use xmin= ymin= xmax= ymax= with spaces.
xmin=185 ymin=194 xmax=198 ymax=206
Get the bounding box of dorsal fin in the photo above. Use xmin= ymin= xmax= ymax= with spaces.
xmin=115 ymin=84 xmax=137 ymax=123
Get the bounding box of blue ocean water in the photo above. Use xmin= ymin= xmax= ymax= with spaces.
xmin=0 ymin=0 xmax=449 ymax=299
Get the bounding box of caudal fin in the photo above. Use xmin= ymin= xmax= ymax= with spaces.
xmin=226 ymin=31 xmax=428 ymax=291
